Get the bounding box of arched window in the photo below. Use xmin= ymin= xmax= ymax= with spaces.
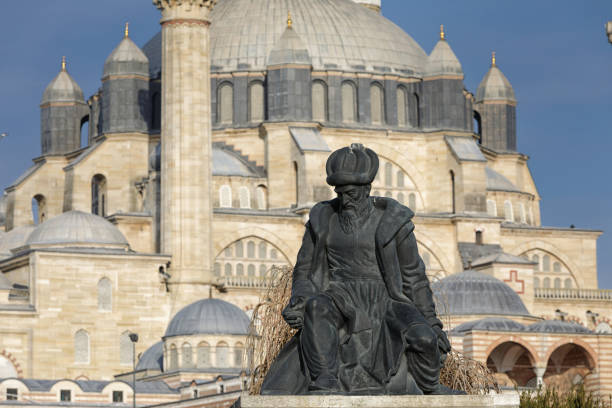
xmin=293 ymin=162 xmax=299 ymax=205
xmin=534 ymin=277 xmax=540 ymax=288
xmin=152 ymin=92 xmax=161 ymax=131
xmin=248 ymin=81 xmax=264 ymax=122
xmin=224 ymin=263 xmax=232 ymax=277
xmin=553 ymin=262 xmax=561 ymax=273
xmin=397 ymin=86 xmax=408 ymax=127
xmin=519 ymin=203 xmax=526 ymax=223
xmin=528 ymin=207 xmax=534 ymax=226
xmin=169 ymin=344 xmax=178 ymax=370
xmin=234 ymin=342 xmax=244 ymax=367
xmin=197 ymin=342 xmax=211 ymax=368
xmin=370 ymin=83 xmax=385 ymax=125
xmin=235 ymin=241 xmax=244 ymax=257
xmin=256 ymin=186 xmax=267 ymax=210
xmin=410 ymin=93 xmax=420 ymax=128
xmin=270 ymin=249 xmax=278 ymax=259
xmin=31 ymin=194 xmax=47 ymax=225
xmin=487 ymin=199 xmax=497 ymax=217
xmin=341 ymin=81 xmax=357 ymax=123
xmin=473 ymin=111 xmax=482 ymax=138
xmin=385 ymin=191 xmax=393 ymax=198
xmin=80 ymin=115 xmax=90 ymax=148
xmin=247 ymin=241 xmax=255 ymax=258
xmin=543 ymin=255 xmax=551 ymax=272
xmin=92 ymin=174 xmax=107 ymax=216
xmin=119 ymin=332 xmax=133 ymax=366
xmin=312 ymin=80 xmax=328 ymax=122
xmin=224 ymin=246 xmax=232 ymax=257
xmin=396 ymin=171 xmax=404 ymax=188
xmin=532 ymin=255 xmax=540 ymax=271
xmin=554 ymin=278 xmax=561 ymax=289
xmin=564 ymin=279 xmax=572 ymax=289
xmin=408 ymin=193 xmax=416 ymax=210
xmin=247 ymin=264 xmax=255 ymax=277
xmin=74 ymin=329 xmax=90 ymax=364
xmin=214 ymin=262 xmax=221 ymax=276
xmin=259 ymin=264 xmax=267 ymax=278
xmin=384 ymin=162 xmax=393 ymax=187
xmin=218 ymin=82 xmax=234 ymax=124
xmin=397 ymin=192 xmax=404 ymax=204
xmin=216 ymin=342 xmax=229 ymax=367
xmin=236 ymin=264 xmax=244 ymax=277
xmin=219 ymin=185 xmax=232 ymax=208
xmin=504 ymin=201 xmax=513 ymax=222
xmin=182 ymin=343 xmax=193 ymax=368
xmin=258 ymin=242 xmax=267 ymax=258
xmin=239 ymin=186 xmax=250 ymax=209
xmin=97 ymin=278 xmax=112 ymax=312
xmin=543 ymin=277 xmax=551 ymax=288
xmin=450 ymin=171 xmax=456 ymax=214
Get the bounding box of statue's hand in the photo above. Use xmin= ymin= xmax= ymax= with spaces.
xmin=433 ymin=326 xmax=451 ymax=361
xmin=282 ymin=296 xmax=306 ymax=330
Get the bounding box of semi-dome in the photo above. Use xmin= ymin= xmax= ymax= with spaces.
xmin=41 ymin=60 xmax=85 ymax=105
xmin=0 ymin=226 xmax=36 ymax=258
xmin=143 ymin=0 xmax=427 ymax=76
xmin=25 ymin=211 xmax=129 ymax=249
xmin=136 ymin=341 xmax=163 ymax=371
xmin=526 ymin=320 xmax=592 ymax=334
xmin=424 ymin=30 xmax=463 ymax=78
xmin=476 ymin=56 xmax=515 ymax=103
xmin=485 ymin=167 xmax=520 ymax=193
xmin=432 ymin=270 xmax=530 ymax=316
xmin=165 ymin=298 xmax=250 ymax=338
xmin=150 ymin=143 xmax=263 ymax=177
xmin=103 ymin=31 xmax=149 ymax=78
xmin=452 ymin=317 xmax=526 ymax=334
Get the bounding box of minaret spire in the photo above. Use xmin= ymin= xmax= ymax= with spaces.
xmin=287 ymin=11 xmax=292 ymax=28
xmin=491 ymin=51 xmax=496 ymax=67
xmin=124 ymin=22 xmax=129 ymax=38
xmin=440 ymin=24 xmax=445 ymax=41
xmin=61 ymin=56 xmax=66 ymax=72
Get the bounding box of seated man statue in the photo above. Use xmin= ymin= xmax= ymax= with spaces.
xmin=261 ymin=144 xmax=452 ymax=395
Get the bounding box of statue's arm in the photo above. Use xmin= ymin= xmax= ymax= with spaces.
xmin=396 ymin=222 xmax=442 ymax=329
xmin=282 ymin=222 xmax=317 ymax=329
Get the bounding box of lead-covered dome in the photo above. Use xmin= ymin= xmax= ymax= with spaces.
xmin=25 ymin=211 xmax=129 ymax=249
xmin=526 ymin=320 xmax=592 ymax=334
xmin=41 ymin=63 xmax=85 ymax=105
xmin=165 ymin=298 xmax=250 ymax=338
xmin=0 ymin=226 xmax=36 ymax=259
xmin=144 ymin=0 xmax=427 ymax=76
xmin=103 ymin=35 xmax=149 ymax=78
xmin=432 ymin=270 xmax=530 ymax=317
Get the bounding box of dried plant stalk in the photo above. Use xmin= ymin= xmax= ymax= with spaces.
xmin=246 ymin=266 xmax=499 ymax=395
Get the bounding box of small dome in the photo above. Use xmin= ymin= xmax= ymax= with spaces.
xmin=165 ymin=298 xmax=250 ymax=338
xmin=432 ymin=270 xmax=530 ymax=316
xmin=526 ymin=320 xmax=592 ymax=334
xmin=424 ymin=38 xmax=463 ymax=78
xmin=476 ymin=60 xmax=515 ymax=103
xmin=0 ymin=225 xmax=36 ymax=259
xmin=136 ymin=341 xmax=163 ymax=371
xmin=41 ymin=67 xmax=85 ymax=105
xmin=452 ymin=317 xmax=526 ymax=334
xmin=485 ymin=167 xmax=520 ymax=193
xmin=103 ymin=36 xmax=149 ymax=78
xmin=25 ymin=211 xmax=129 ymax=249
xmin=267 ymin=26 xmax=311 ymax=66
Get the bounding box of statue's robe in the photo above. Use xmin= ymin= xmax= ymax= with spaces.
xmin=261 ymin=197 xmax=444 ymax=395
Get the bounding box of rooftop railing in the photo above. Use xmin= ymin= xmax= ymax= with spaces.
xmin=535 ymin=287 xmax=612 ymax=301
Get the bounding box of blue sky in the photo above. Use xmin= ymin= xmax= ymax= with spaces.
xmin=0 ymin=1 xmax=611 ymax=286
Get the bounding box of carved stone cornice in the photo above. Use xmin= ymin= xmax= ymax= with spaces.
xmin=153 ymin=0 xmax=217 ymax=11
xmin=153 ymin=0 xmax=216 ymax=23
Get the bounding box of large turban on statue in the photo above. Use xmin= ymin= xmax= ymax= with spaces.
xmin=326 ymin=143 xmax=379 ymax=187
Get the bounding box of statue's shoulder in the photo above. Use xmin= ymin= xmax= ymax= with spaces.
xmin=373 ymin=197 xmax=414 ymax=221
xmin=308 ymin=198 xmax=339 ymax=230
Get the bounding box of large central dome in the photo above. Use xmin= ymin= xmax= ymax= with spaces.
xmin=145 ymin=0 xmax=427 ymax=76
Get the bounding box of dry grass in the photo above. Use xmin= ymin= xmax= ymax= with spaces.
xmin=246 ymin=266 xmax=499 ymax=395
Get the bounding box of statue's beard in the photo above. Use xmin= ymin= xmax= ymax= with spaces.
xmin=338 ymin=197 xmax=372 ymax=233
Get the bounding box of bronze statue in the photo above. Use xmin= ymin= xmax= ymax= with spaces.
xmin=261 ymin=144 xmax=454 ymax=395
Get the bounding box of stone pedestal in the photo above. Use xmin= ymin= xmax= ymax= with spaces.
xmin=238 ymin=393 xmax=519 ymax=408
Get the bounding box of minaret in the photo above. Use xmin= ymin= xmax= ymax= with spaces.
xmin=40 ymin=57 xmax=89 ymax=155
xmin=474 ymin=52 xmax=517 ymax=151
xmin=152 ymin=0 xmax=216 ymax=305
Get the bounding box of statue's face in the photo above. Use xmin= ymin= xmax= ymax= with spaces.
xmin=335 ymin=184 xmax=370 ymax=211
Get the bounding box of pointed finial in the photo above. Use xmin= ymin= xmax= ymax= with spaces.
xmin=124 ymin=22 xmax=129 ymax=38
xmin=61 ymin=56 xmax=66 ymax=71
xmin=440 ymin=24 xmax=445 ymax=41
xmin=491 ymin=51 xmax=496 ymax=67
xmin=287 ymin=11 xmax=292 ymax=28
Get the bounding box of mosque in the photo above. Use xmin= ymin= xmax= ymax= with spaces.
xmin=1 ymin=0 xmax=612 ymax=405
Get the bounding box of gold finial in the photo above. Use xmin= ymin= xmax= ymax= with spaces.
xmin=61 ymin=56 xmax=66 ymax=71
xmin=491 ymin=51 xmax=496 ymax=67
xmin=124 ymin=22 xmax=129 ymax=38
xmin=440 ymin=24 xmax=445 ymax=41
xmin=287 ymin=11 xmax=292 ymax=28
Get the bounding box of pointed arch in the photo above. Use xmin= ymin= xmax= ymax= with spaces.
xmin=74 ymin=330 xmax=90 ymax=364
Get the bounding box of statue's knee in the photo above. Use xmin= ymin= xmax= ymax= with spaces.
xmin=305 ymin=296 xmax=333 ymax=319
xmin=407 ymin=324 xmax=437 ymax=352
